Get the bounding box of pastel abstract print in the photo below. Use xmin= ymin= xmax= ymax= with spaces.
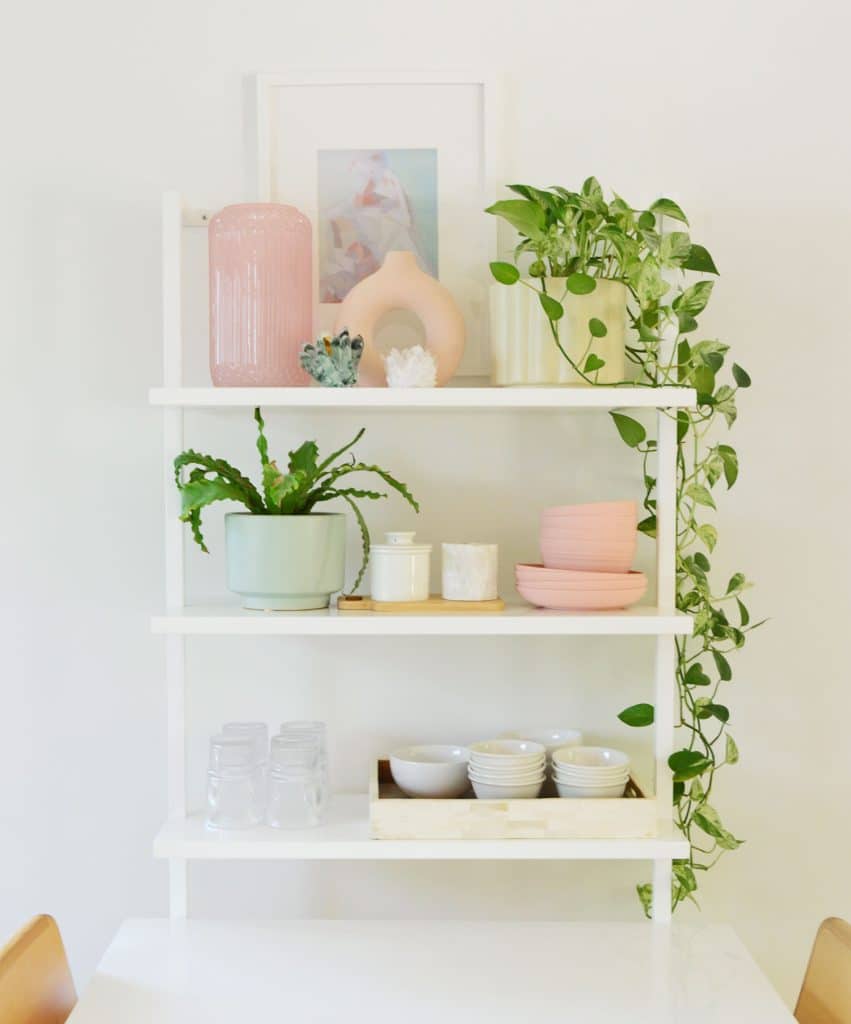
xmin=318 ymin=148 xmax=438 ymax=302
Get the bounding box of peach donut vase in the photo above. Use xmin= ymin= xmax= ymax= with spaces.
xmin=333 ymin=251 xmax=466 ymax=387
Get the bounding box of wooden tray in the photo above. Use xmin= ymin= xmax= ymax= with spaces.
xmin=337 ymin=594 xmax=505 ymax=613
xmin=369 ymin=760 xmax=657 ymax=840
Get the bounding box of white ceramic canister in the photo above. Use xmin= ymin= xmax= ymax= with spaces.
xmin=370 ymin=532 xmax=431 ymax=602
xmin=442 ymin=543 xmax=499 ymax=601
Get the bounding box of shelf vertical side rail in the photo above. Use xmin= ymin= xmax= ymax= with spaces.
xmin=652 ymin=407 xmax=678 ymax=923
xmin=162 ymin=191 xmax=188 ymax=919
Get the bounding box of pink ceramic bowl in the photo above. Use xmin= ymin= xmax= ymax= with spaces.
xmin=516 ymin=576 xmax=648 ymax=611
xmin=515 ymin=564 xmax=646 ymax=586
xmin=541 ymin=501 xmax=637 ymax=518
xmin=539 ymin=547 xmax=636 ymax=574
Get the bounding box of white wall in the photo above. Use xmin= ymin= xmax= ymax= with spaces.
xmin=3 ymin=0 xmax=850 ymax=1007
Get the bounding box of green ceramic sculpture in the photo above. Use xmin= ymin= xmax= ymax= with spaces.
xmin=300 ymin=329 xmax=364 ymax=387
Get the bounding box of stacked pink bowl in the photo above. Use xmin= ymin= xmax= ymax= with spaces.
xmin=516 ymin=501 xmax=647 ymax=611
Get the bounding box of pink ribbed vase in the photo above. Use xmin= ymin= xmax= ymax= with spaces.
xmin=209 ymin=203 xmax=312 ymax=386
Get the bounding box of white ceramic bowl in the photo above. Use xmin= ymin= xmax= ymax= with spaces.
xmin=555 ymin=780 xmax=627 ymax=799
xmin=389 ymin=745 xmax=471 ymax=799
xmin=469 ymin=766 xmax=546 ymax=783
xmin=469 ymin=739 xmax=546 ymax=764
xmin=552 ymin=746 xmax=630 ymax=770
xmin=471 ymin=778 xmax=544 ymax=800
xmin=553 ymin=768 xmax=629 ymax=784
xmin=501 ymin=728 xmax=583 ymax=754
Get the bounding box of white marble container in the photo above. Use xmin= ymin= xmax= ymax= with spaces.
xmin=441 ymin=543 xmax=498 ymax=601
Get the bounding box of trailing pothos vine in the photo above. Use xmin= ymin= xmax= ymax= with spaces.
xmin=488 ymin=179 xmax=762 ymax=914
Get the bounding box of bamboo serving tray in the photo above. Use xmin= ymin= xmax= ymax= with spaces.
xmin=369 ymin=760 xmax=657 ymax=840
xmin=337 ymin=594 xmax=505 ymax=614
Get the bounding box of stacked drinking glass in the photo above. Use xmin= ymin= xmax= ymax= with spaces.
xmin=205 ymin=730 xmax=266 ymax=830
xmin=267 ymin=722 xmax=327 ymax=829
xmin=205 ymin=720 xmax=328 ymax=830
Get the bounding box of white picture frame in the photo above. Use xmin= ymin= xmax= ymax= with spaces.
xmin=255 ymin=71 xmax=502 ymax=377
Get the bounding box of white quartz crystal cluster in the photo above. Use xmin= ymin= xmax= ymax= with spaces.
xmin=383 ymin=345 xmax=438 ymax=388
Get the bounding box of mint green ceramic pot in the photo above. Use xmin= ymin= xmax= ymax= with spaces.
xmin=225 ymin=513 xmax=346 ymax=610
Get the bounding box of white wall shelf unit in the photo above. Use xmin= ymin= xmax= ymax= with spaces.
xmin=154 ymin=803 xmax=690 ymax=861
xmin=150 ymin=385 xmax=696 ymax=410
xmin=151 ymin=605 xmax=693 ymax=637
xmin=156 ymin=191 xmax=692 ymax=925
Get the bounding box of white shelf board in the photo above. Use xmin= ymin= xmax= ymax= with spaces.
xmin=154 ymin=797 xmax=689 ymax=860
xmin=151 ymin=603 xmax=692 ymax=637
xmin=149 ymin=385 xmax=696 ymax=410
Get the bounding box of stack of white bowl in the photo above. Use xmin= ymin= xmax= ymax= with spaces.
xmin=468 ymin=740 xmax=546 ymax=799
xmin=551 ymin=746 xmax=630 ymax=798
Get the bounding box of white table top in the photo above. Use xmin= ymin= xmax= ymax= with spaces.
xmin=67 ymin=918 xmax=793 ymax=1024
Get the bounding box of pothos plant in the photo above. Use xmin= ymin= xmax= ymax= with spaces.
xmin=489 ymin=178 xmax=762 ymax=915
xmin=174 ymin=408 xmax=419 ymax=593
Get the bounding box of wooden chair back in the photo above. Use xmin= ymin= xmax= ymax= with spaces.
xmin=796 ymin=917 xmax=851 ymax=1023
xmin=0 ymin=916 xmax=76 ymax=1024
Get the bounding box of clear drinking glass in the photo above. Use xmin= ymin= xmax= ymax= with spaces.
xmin=279 ymin=721 xmax=329 ymax=815
xmin=222 ymin=722 xmax=269 ymax=767
xmin=205 ymin=734 xmax=264 ymax=830
xmin=266 ymin=734 xmax=322 ymax=829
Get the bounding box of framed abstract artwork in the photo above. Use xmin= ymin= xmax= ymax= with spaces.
xmin=256 ymin=72 xmax=501 ymax=377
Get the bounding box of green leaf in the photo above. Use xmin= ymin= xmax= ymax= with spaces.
xmin=668 ymin=749 xmax=712 ymax=780
xmin=677 ymin=410 xmax=689 ymax=443
xmin=566 ymin=272 xmax=596 ymax=295
xmin=695 ymin=523 xmax=718 ymax=552
xmin=319 ymin=462 xmax=419 ymax=514
xmin=732 ymin=363 xmax=752 ymax=388
xmin=684 ymin=663 xmax=711 ymax=687
xmin=685 ymin=483 xmax=716 ymax=509
xmin=694 ymin=804 xmax=743 ymax=850
xmin=539 ymin=292 xmax=564 ymax=321
xmin=713 ymin=385 xmax=737 ymax=427
xmin=726 ymin=572 xmax=746 ymax=595
xmin=288 ymin=440 xmax=319 ymax=477
xmin=660 ymin=231 xmax=692 ymax=266
xmin=610 ymin=412 xmax=646 ymax=448
xmin=682 ymin=243 xmax=719 ymax=274
xmin=709 ymin=703 xmax=730 ymax=723
xmin=636 ymin=883 xmax=653 ymax=919
xmin=340 ymin=493 xmax=371 ymax=595
xmin=581 ymin=175 xmax=603 ymax=198
xmin=490 ymin=261 xmax=520 ymax=285
xmin=174 ymin=450 xmax=264 ymax=513
xmin=484 ymin=199 xmax=546 ymax=239
xmin=650 ymin=197 xmax=689 ymax=225
xmin=618 ymin=703 xmax=654 ymax=727
xmin=673 ymin=781 xmax=685 ymax=802
xmin=254 ymin=407 xmax=270 ymax=467
xmin=718 ymin=444 xmax=739 ymax=488
xmin=725 ymin=733 xmax=740 ymax=765
xmin=635 ymin=256 xmax=668 ymax=304
xmin=177 ymin=477 xmax=255 ymax=552
xmin=673 ymin=862 xmax=698 ymax=893
xmin=317 ymin=427 xmax=366 ymax=473
xmin=673 ymin=280 xmax=714 ymax=321
xmin=638 ymin=210 xmax=656 ymax=230
xmin=584 ymin=354 xmax=606 ymax=373
xmin=736 ymin=597 xmax=750 ymax=627
xmin=712 ymin=651 xmax=732 ymax=681
xmin=262 ymin=461 xmax=305 ymax=511
xmin=693 ymin=552 xmax=710 ymax=572
xmin=637 ymin=514 xmax=657 ymax=538
xmin=588 ymin=317 xmax=608 ymax=338
xmin=689 ymin=777 xmax=705 ymax=802
xmin=692 ymin=365 xmax=716 ymax=398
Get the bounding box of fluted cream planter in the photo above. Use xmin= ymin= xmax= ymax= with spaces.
xmin=489 ymin=277 xmax=628 ymax=386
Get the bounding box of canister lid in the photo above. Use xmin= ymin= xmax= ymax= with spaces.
xmin=372 ymin=531 xmax=432 ymax=554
